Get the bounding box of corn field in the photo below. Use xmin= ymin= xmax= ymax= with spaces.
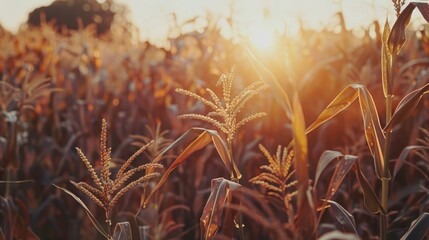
xmin=1 ymin=1 xmax=429 ymax=239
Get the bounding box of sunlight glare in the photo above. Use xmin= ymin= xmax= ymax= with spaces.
xmin=248 ymin=24 xmax=276 ymax=50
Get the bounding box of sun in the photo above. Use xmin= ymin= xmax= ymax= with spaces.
xmin=248 ymin=24 xmax=276 ymax=50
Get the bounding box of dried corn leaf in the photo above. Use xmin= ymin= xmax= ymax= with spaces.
xmin=200 ymin=177 xmax=241 ymax=240
xmin=384 ymin=83 xmax=429 ymax=133
xmin=325 ymin=200 xmax=358 ymax=237
xmin=356 ymin=85 xmax=387 ymax=180
xmin=113 ymin=222 xmax=132 ymax=240
xmin=292 ymin=94 xmax=316 ymax=236
xmin=316 ymin=151 xmax=357 ymax=224
xmin=305 ymin=85 xmax=359 ymax=135
xmin=240 ymin=42 xmax=293 ymax=120
xmin=314 ymin=150 xmax=344 ymax=188
xmin=382 ymin=18 xmax=392 ymax=98
xmin=144 ymin=128 xmax=241 ymax=206
xmin=388 ymin=2 xmax=429 ymax=56
xmin=305 ymin=84 xmax=386 ymax=179
xmin=353 ymin=162 xmax=384 ymax=214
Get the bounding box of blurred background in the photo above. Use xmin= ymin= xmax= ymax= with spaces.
xmin=0 ymin=0 xmax=416 ymax=47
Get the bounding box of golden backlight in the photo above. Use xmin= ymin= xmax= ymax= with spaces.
xmin=248 ymin=23 xmax=276 ymax=50
xmin=1 ymin=0 xmax=399 ymax=47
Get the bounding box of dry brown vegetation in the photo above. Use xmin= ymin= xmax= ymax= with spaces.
xmin=1 ymin=1 xmax=429 ymax=240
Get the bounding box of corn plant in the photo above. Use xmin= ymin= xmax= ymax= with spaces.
xmin=55 ymin=119 xmax=163 ymax=239
xmin=241 ymin=2 xmax=429 ymax=239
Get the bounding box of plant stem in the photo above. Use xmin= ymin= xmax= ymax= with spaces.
xmin=228 ymin=140 xmax=245 ymax=240
xmin=381 ymin=93 xmax=393 ymax=240
xmin=106 ymin=211 xmax=112 ymax=239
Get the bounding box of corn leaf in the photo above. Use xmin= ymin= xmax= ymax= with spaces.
xmin=292 ymin=94 xmax=316 ymax=236
xmin=240 ymin=41 xmax=293 ymax=120
xmin=211 ymin=131 xmax=242 ymax=181
xmin=53 ymin=184 xmax=109 ymax=239
xmin=305 ymin=85 xmax=358 ymax=135
xmin=316 ymin=152 xmax=358 ymax=224
xmin=393 ymin=145 xmax=429 ymax=179
xmin=382 ymin=18 xmax=392 ymax=98
xmin=293 ymin=94 xmax=309 ymax=196
xmin=356 ymin=85 xmax=387 ymax=180
xmin=200 ymin=177 xmax=241 ymax=240
xmin=384 ymin=83 xmax=429 ymax=133
xmin=388 ymin=2 xmax=429 ymax=56
xmin=305 ymin=84 xmax=386 ymax=179
xmin=113 ymin=222 xmax=132 ymax=240
xmin=314 ymin=150 xmax=344 ymax=188
xmin=325 ymin=200 xmax=359 ymax=237
xmin=145 ymin=128 xmax=241 ymax=206
xmin=401 ymin=212 xmax=429 ymax=240
xmin=353 ymin=162 xmax=385 ymax=214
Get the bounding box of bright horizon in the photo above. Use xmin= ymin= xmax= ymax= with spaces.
xmin=1 ymin=0 xmax=427 ymax=46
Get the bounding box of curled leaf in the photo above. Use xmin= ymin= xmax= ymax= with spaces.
xmin=314 ymin=150 xmax=344 ymax=188
xmin=316 ymin=152 xmax=358 ymax=224
xmin=384 ymin=83 xmax=429 ymax=133
xmin=326 ymin=200 xmax=359 ymax=237
xmin=388 ymin=2 xmax=429 ymax=56
xmin=353 ymin=163 xmax=385 ymax=215
xmin=356 ymin=85 xmax=387 ymax=180
xmin=200 ymin=178 xmax=241 ymax=240
xmin=113 ymin=222 xmax=132 ymax=240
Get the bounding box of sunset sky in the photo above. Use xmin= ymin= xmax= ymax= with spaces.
xmin=0 ymin=0 xmax=426 ymax=45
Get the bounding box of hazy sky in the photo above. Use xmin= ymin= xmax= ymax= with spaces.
xmin=0 ymin=0 xmax=420 ymax=44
